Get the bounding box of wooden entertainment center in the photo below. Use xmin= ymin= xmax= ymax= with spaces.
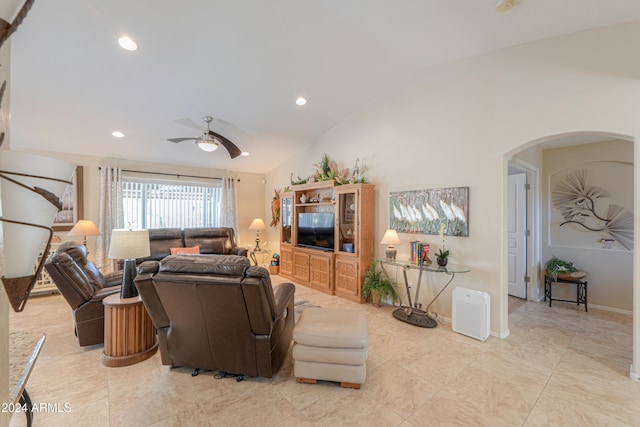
xmin=278 ymin=181 xmax=374 ymax=303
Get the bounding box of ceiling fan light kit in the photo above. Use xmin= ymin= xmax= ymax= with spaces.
xmin=197 ymin=131 xmax=219 ymax=152
xmin=168 ymin=115 xmax=242 ymax=158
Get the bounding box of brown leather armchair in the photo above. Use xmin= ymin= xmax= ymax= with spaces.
xmin=135 ymin=254 xmax=295 ymax=379
xmin=45 ymin=242 xmax=122 ymax=346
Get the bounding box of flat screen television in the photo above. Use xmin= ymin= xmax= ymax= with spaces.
xmin=297 ymin=212 xmax=335 ymax=251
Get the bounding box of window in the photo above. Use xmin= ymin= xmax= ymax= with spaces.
xmin=122 ymin=178 xmax=223 ymax=229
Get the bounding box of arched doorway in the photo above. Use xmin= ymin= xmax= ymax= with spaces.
xmin=503 ymin=131 xmax=636 ymax=380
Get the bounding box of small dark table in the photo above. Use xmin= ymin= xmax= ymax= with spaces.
xmin=544 ymin=274 xmax=588 ymax=312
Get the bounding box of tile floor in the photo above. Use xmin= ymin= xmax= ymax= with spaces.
xmin=9 ymin=278 xmax=640 ymax=426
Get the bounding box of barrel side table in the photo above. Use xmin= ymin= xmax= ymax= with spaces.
xmin=102 ymin=294 xmax=158 ymax=367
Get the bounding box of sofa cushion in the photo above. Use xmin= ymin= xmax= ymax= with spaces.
xmin=184 ymin=228 xmax=234 ymax=255
xmin=55 ymin=241 xmax=106 ymax=290
xmin=159 ymin=254 xmax=250 ymax=276
xmin=293 ymin=308 xmax=368 ymax=349
xmin=45 ymin=252 xmax=95 ymax=308
xmin=146 ymin=228 xmax=184 ymax=261
xmin=170 ymin=245 xmax=200 ymax=255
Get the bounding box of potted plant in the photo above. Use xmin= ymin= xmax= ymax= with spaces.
xmin=544 ymin=256 xmax=586 ymax=280
xmin=362 ymin=262 xmax=397 ymax=306
xmin=435 ymin=248 xmax=450 ymax=267
xmin=436 ymin=222 xmax=450 ymax=267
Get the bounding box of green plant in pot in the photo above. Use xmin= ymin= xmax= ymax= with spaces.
xmin=545 ymin=256 xmax=585 ymax=281
xmin=362 ymin=261 xmax=397 ymax=306
xmin=435 ymin=248 xmax=449 ymax=267
xmin=436 ymin=222 xmax=450 ymax=267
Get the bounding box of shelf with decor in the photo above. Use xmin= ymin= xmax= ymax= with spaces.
xmin=30 ymin=244 xmax=59 ymax=296
xmin=278 ymin=181 xmax=374 ymax=303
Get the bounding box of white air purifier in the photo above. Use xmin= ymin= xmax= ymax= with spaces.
xmin=452 ymin=287 xmax=490 ymax=341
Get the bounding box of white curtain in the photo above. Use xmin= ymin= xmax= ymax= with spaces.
xmin=96 ymin=167 xmax=124 ymax=270
xmin=220 ymin=176 xmax=238 ymax=237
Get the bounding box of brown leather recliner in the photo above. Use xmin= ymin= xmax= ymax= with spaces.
xmin=45 ymin=242 xmax=122 ymax=346
xmin=135 ymin=254 xmax=295 ymax=378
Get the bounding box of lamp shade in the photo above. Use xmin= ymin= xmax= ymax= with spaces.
xmin=1 ymin=150 xmax=75 ymax=311
xmin=380 ymin=229 xmax=401 ymax=245
xmin=249 ymin=218 xmax=266 ymax=230
xmin=0 ymin=1 xmax=34 ymax=49
xmin=108 ymin=229 xmax=150 ymax=260
xmin=0 ymin=1 xmax=30 ymax=24
xmin=1 ymin=151 xmax=75 ymax=279
xmin=67 ymin=219 xmax=101 ymax=237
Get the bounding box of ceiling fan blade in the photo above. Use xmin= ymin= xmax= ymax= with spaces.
xmin=208 ymin=131 xmax=242 ymax=159
xmin=175 ymin=117 xmax=204 ymax=131
xmin=168 ymin=137 xmax=197 ymax=143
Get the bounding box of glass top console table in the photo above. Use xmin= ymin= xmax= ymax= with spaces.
xmin=375 ymin=259 xmax=470 ymax=328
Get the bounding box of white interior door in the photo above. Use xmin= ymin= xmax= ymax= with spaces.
xmin=508 ymin=173 xmax=527 ymax=299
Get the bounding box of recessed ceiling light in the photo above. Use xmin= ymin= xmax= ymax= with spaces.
xmin=112 ymin=131 xmax=125 ymax=138
xmin=241 ymin=151 xmax=249 ymax=156
xmin=118 ymin=36 xmax=138 ymax=51
xmin=295 ymin=97 xmax=307 ymax=106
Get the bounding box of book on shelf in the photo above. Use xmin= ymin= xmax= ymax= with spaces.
xmin=410 ymin=241 xmax=431 ymax=266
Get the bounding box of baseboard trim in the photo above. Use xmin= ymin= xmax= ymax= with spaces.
xmin=491 ymin=329 xmax=510 ymax=339
xmin=588 ymin=303 xmax=632 ymax=315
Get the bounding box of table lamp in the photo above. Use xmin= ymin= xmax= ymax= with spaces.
xmin=0 ymin=151 xmax=75 ymax=311
xmin=67 ymin=219 xmax=101 ymax=248
xmin=108 ymin=229 xmax=150 ymax=299
xmin=381 ymin=229 xmax=401 ymax=262
xmin=249 ymin=218 xmax=266 ymax=251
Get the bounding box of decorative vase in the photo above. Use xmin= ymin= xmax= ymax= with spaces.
xmin=300 ymin=194 xmax=307 ymax=203
xmin=437 ymin=257 xmax=448 ymax=267
xmin=371 ymin=289 xmax=382 ymax=307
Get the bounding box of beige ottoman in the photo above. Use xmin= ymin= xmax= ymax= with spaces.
xmin=293 ymin=307 xmax=368 ymax=389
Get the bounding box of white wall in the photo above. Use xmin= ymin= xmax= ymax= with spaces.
xmin=542 ymin=139 xmax=633 ymax=311
xmin=266 ymin=21 xmax=640 ymax=377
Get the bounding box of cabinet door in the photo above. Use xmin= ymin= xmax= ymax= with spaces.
xmin=334 ymin=256 xmax=360 ymax=301
xmin=309 ymin=253 xmax=333 ymax=293
xmin=280 ymin=193 xmax=293 ymax=245
xmin=293 ymin=251 xmax=310 ymax=283
xmin=280 ymin=246 xmax=293 ymax=276
xmin=335 ymin=189 xmax=358 ymax=255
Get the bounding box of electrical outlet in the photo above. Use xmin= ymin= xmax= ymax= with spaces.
xmin=408 ymin=282 xmax=413 ymax=289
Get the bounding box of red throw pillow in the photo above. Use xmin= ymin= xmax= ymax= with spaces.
xmin=170 ymin=246 xmax=200 ymax=255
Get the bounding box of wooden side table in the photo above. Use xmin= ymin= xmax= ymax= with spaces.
xmin=102 ymin=294 xmax=158 ymax=367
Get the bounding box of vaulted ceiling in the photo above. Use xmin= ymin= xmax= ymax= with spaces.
xmin=10 ymin=1 xmax=640 ymax=173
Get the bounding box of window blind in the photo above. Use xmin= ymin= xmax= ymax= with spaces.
xmin=122 ymin=179 xmax=222 ymax=229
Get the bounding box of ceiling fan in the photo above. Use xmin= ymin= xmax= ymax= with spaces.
xmin=168 ymin=116 xmax=243 ymax=158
